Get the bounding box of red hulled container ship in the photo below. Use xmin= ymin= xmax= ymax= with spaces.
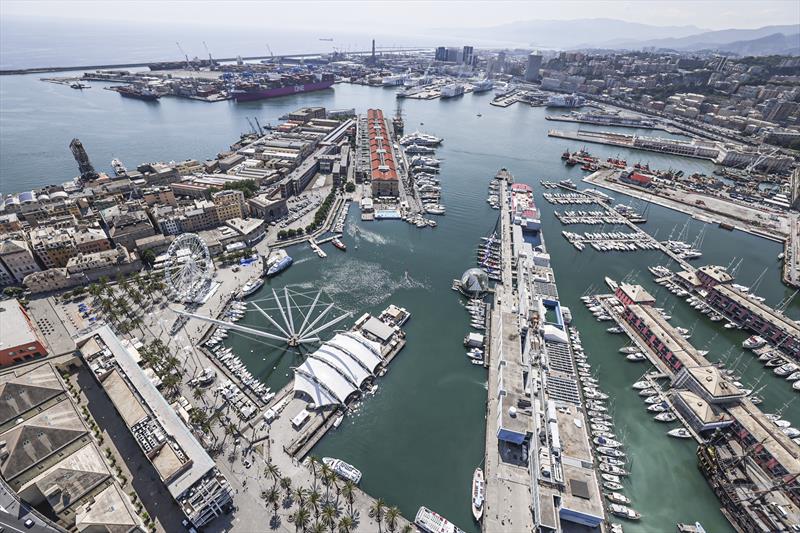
xmin=231 ymin=73 xmax=334 ymax=102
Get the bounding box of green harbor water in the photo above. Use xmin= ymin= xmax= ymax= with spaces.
xmin=3 ymin=77 xmax=798 ymax=532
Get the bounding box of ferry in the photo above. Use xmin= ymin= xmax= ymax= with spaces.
xmin=415 ymin=506 xmax=465 ymax=533
xmin=240 ymin=279 xmax=264 ymax=297
xmin=111 ymin=158 xmax=127 ymax=176
xmin=332 ymin=237 xmax=347 ymax=251
xmin=379 ymin=304 xmax=411 ymax=326
xmin=322 ymin=457 xmax=362 ymax=484
xmin=471 ymin=468 xmax=484 ymax=521
xmin=265 ymin=250 xmax=293 ymax=277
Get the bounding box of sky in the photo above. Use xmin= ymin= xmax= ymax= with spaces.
xmin=2 ymin=0 xmax=799 ymax=31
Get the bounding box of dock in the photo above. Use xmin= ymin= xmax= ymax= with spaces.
xmin=547 ymin=128 xmax=719 ymax=161
xmin=586 ymin=284 xmax=800 ymax=531
xmin=483 ymin=168 xmax=606 ymax=533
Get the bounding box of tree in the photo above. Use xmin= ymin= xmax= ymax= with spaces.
xmin=266 ymin=487 xmax=280 ymax=526
xmin=345 ymin=182 xmax=355 ymax=193
xmin=293 ymin=487 xmax=307 ymax=510
xmin=141 ymin=248 xmax=157 ymax=268
xmin=308 ymin=489 xmax=321 ymax=522
xmin=280 ymin=476 xmax=293 ymax=501
xmin=369 ymin=498 xmax=386 ymax=532
xmin=223 ymin=179 xmax=258 ymax=198
xmin=306 ymin=456 xmax=320 ymax=490
xmin=265 ymin=461 xmax=281 ymax=488
xmin=292 ymin=507 xmax=310 ymax=532
xmin=385 ymin=506 xmax=400 ymax=532
xmin=341 ymin=481 xmax=355 ymax=515
xmin=400 ymin=525 xmax=413 ymax=533
xmin=337 ymin=515 xmax=354 ymax=533
xmin=321 ymin=504 xmax=337 ymax=533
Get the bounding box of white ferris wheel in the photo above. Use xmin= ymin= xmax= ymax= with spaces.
xmin=165 ymin=233 xmax=213 ymax=302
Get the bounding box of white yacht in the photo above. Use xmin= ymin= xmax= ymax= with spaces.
xmin=322 ymin=457 xmax=362 ymax=484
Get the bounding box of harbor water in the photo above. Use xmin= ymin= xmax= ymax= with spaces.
xmin=2 ymin=76 xmax=798 ymax=533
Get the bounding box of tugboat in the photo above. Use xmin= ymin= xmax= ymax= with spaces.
xmin=332 ymin=237 xmax=346 ymax=251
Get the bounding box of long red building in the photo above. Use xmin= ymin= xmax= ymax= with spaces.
xmin=367 ymin=109 xmax=399 ymax=198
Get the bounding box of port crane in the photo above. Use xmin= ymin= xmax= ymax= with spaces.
xmin=202 ymin=41 xmax=215 ymax=67
xmin=175 ymin=41 xmax=191 ymax=70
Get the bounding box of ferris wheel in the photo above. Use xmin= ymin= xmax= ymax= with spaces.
xmin=165 ymin=233 xmax=213 ymax=302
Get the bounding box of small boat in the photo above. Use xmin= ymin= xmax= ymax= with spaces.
xmin=605 ymin=492 xmax=631 ymax=505
xmin=605 ymin=277 xmax=618 ymax=291
xmin=638 ymin=388 xmax=658 ymax=397
xmin=599 ymin=456 xmax=626 ymax=467
xmin=471 ymin=468 xmax=485 ymax=521
xmin=594 ymin=437 xmax=623 ymax=448
xmin=602 ymin=473 xmax=622 ymax=484
xmin=322 ymin=457 xmax=362 ymax=484
xmin=647 ymin=403 xmax=668 ymax=412
xmin=742 ymin=335 xmax=767 ymax=350
xmin=668 ymin=428 xmax=692 ymax=439
xmin=631 ymin=381 xmax=650 ymax=390
xmin=604 ymin=481 xmax=624 ymax=491
xmin=626 ymin=353 xmax=646 ymax=362
xmin=333 ymin=414 xmax=345 ymax=429
xmin=240 ymin=278 xmax=264 ymax=297
xmin=415 ymin=506 xmax=465 ymax=533
xmin=608 ymin=504 xmax=641 ymax=521
xmin=597 ymin=446 xmax=626 ymax=458
xmin=619 ymin=347 xmax=639 ymax=354
xmin=599 ymin=463 xmax=629 ymax=476
xmin=332 ymin=237 xmax=347 ymax=251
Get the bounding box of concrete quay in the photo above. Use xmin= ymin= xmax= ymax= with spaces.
xmin=582 ymin=169 xmax=791 ymax=244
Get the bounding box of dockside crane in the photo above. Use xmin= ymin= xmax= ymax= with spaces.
xmin=203 ymin=41 xmax=215 ymax=67
xmin=253 ymin=117 xmax=265 ymax=136
xmin=176 ymin=41 xmax=191 ymax=70
xmin=245 ymin=117 xmax=257 ymax=135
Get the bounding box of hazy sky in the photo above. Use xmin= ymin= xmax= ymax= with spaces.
xmin=2 ymin=0 xmax=799 ymax=31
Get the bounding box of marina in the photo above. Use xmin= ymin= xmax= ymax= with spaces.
xmin=2 ymin=75 xmax=799 ymax=533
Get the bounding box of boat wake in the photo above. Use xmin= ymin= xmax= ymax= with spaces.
xmin=316 ymin=259 xmax=428 ymax=309
xmin=348 ymin=224 xmax=388 ymax=246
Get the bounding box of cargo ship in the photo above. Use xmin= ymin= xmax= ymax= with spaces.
xmin=231 ymin=73 xmax=334 ymax=102
xmin=116 ymin=85 xmax=160 ymax=101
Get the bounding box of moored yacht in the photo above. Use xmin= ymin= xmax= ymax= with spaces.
xmin=322 ymin=457 xmax=362 ymax=484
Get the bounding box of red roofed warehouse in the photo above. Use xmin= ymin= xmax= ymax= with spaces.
xmin=367 ymin=109 xmax=399 ymax=198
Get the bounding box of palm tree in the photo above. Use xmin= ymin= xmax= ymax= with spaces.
xmin=306 ymin=456 xmax=320 ymax=490
xmin=369 ymin=498 xmax=386 ymax=532
xmin=337 ymin=515 xmax=354 ymax=533
xmin=400 ymin=526 xmax=413 ymax=533
xmin=192 ymin=386 xmax=206 ymax=406
xmin=321 ymin=504 xmax=337 ymax=533
xmin=292 ymin=507 xmax=310 ymax=532
xmin=264 ymin=462 xmax=281 ymax=488
xmin=266 ymin=487 xmax=280 ymax=526
xmin=341 ymin=481 xmax=355 ymax=515
xmin=293 ymin=487 xmax=307 ymax=509
xmin=280 ymin=476 xmax=293 ymax=501
xmin=385 ymin=506 xmax=400 ymax=532
xmin=308 ymin=489 xmax=321 ymax=522
xmin=309 ymin=522 xmax=326 ymax=533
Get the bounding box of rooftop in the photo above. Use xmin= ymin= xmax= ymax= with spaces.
xmin=0 ymin=299 xmax=42 ymax=352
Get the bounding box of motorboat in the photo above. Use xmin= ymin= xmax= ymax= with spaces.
xmin=597 ymin=446 xmax=625 ymax=458
xmin=240 ymin=278 xmax=264 ymax=297
xmin=604 ymin=481 xmax=624 ymax=491
xmin=742 ymin=335 xmax=767 ymax=350
xmin=608 ymin=504 xmax=641 ymax=521
xmin=471 ymin=468 xmax=485 ymax=521
xmin=605 ymin=492 xmax=631 ymax=505
xmin=631 ymin=381 xmax=650 ymax=390
xmin=626 ymin=353 xmax=646 ymax=362
xmin=322 ymin=457 xmax=362 ymax=484
xmin=594 ymin=436 xmax=623 ymax=448
xmin=668 ymin=428 xmax=692 ymax=439
xmin=599 ymin=463 xmax=628 ymax=476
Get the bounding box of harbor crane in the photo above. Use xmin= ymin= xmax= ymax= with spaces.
xmin=202 ymin=41 xmax=215 ymax=66
xmin=245 ymin=117 xmax=257 ymax=135
xmin=745 ymin=148 xmax=780 ymax=173
xmin=175 ymin=42 xmax=191 ymax=69
xmin=253 ymin=117 xmax=265 ymax=136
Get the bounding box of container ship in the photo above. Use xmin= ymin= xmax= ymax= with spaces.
xmin=231 ymin=73 xmax=334 ymax=102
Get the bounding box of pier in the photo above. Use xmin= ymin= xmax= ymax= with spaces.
xmin=548 ymin=128 xmax=720 ymax=160
xmin=586 ymin=283 xmax=800 ymax=531
xmin=483 ymin=168 xmax=606 ymax=533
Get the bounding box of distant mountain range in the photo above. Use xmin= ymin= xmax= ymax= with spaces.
xmin=440 ymin=18 xmax=800 ymax=56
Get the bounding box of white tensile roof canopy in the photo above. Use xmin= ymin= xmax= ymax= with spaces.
xmin=293 ymin=331 xmax=384 ymax=407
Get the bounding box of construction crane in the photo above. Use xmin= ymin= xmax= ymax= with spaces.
xmin=176 ymin=42 xmax=191 ymax=70
xmin=745 ymin=147 xmax=780 ymax=173
xmin=202 ymin=41 xmax=215 ymax=67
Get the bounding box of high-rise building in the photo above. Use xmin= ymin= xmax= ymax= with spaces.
xmin=462 ymin=46 xmax=474 ymax=66
xmin=446 ymin=47 xmax=461 ymax=63
xmin=435 ymin=47 xmax=447 ymax=61
xmin=525 ymin=53 xmax=542 ymax=82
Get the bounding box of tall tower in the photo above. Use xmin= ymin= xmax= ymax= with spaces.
xmin=69 ymin=138 xmax=99 ymax=183
xmin=525 ymin=52 xmax=542 ymax=82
